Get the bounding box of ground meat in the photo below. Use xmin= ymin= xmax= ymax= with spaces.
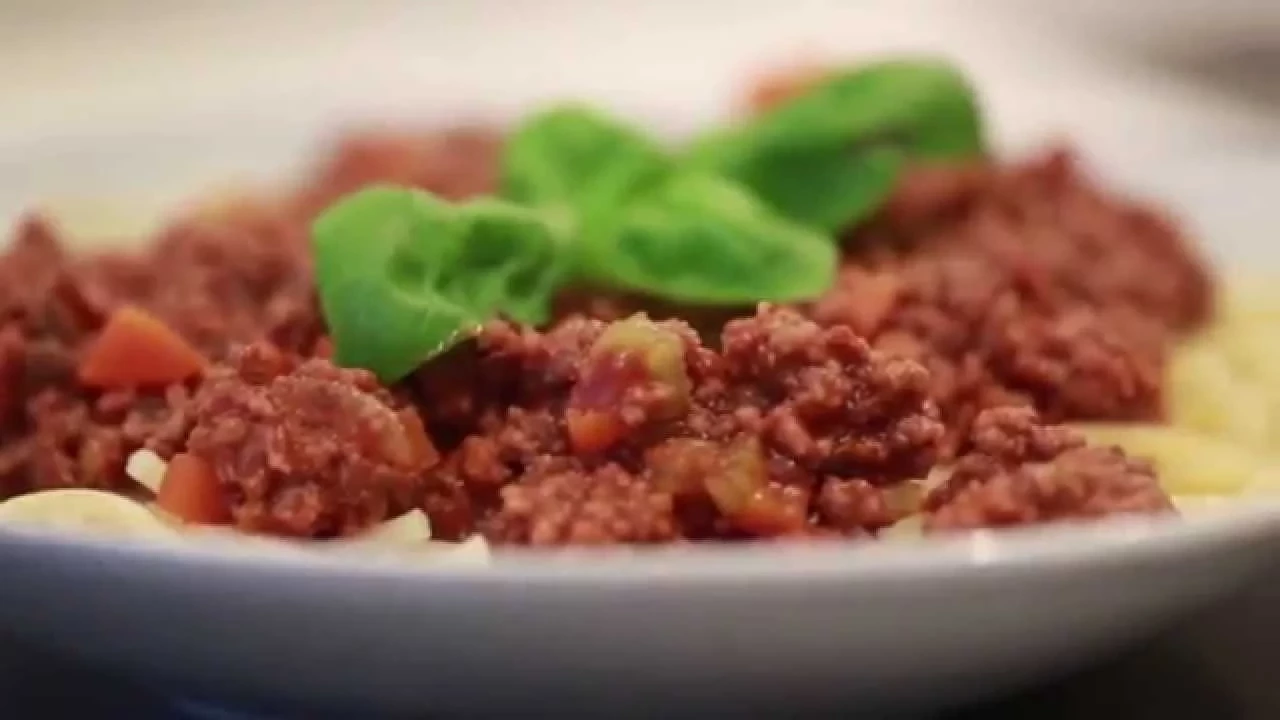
xmin=0 ymin=216 xmax=71 ymax=326
xmin=856 ymin=148 xmax=1214 ymax=332
xmin=719 ymin=306 xmax=944 ymax=482
xmin=298 ymin=126 xmax=502 ymax=215
xmin=981 ymin=306 xmax=1163 ymax=423
xmin=413 ymin=406 xmax=568 ymax=541
xmin=123 ymin=218 xmax=314 ymax=359
xmin=816 ymin=477 xmax=899 ymax=534
xmin=809 ymin=148 xmax=1206 ymax=453
xmin=0 ymin=217 xmax=112 ymax=351
xmin=924 ymin=407 xmax=1172 ymax=531
xmin=416 ymin=307 xmax=948 ymax=542
xmin=925 ymin=446 xmax=1173 ymax=531
xmin=406 ymin=317 xmax=607 ymax=441
xmin=485 ymin=460 xmax=678 ymax=546
xmin=21 ymin=382 xmax=192 ymax=495
xmin=0 ymin=126 xmax=1203 ymax=547
xmin=112 ymin=385 xmax=197 ymax=459
xmin=964 ymin=405 xmax=1084 ymax=463
xmin=0 ymin=325 xmax=26 ymax=429
xmin=0 ymin=217 xmax=183 ymax=498
xmin=186 ymin=343 xmax=438 ymax=537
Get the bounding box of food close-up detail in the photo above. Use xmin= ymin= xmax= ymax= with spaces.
xmin=0 ymin=57 xmax=1265 ymax=561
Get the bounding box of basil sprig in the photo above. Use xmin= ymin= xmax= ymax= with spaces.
xmin=688 ymin=58 xmax=985 ymax=233
xmin=312 ymin=58 xmax=985 ymax=381
xmin=313 ymin=187 xmax=568 ymax=383
xmin=503 ymin=104 xmax=670 ymax=223
xmin=502 ymin=106 xmax=836 ymax=304
xmin=575 ymin=171 xmax=836 ymax=304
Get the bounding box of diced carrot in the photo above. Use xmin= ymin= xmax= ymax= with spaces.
xmin=157 ymin=453 xmax=231 ymax=525
xmin=566 ymin=409 xmax=626 ymax=455
xmin=734 ymin=485 xmax=812 ymax=537
xmin=78 ymin=305 xmax=207 ymax=389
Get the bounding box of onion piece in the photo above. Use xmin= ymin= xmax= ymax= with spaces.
xmin=880 ymin=514 xmax=924 ymax=542
xmin=125 ymin=449 xmax=168 ymax=495
xmin=921 ymin=465 xmax=953 ymax=494
xmin=352 ymin=508 xmax=433 ymax=545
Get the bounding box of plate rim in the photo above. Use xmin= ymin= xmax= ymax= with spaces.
xmin=3 ymin=499 xmax=1278 ymax=587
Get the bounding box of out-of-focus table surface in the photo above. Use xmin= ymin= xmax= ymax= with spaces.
xmin=3 ymin=0 xmax=1277 ymax=221
xmin=2 ymin=1 xmax=1277 ymax=149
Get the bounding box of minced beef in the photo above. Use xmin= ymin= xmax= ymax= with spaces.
xmin=120 ymin=216 xmax=317 ymax=359
xmin=406 ymin=316 xmax=607 ymax=442
xmin=185 ymin=343 xmax=438 ymax=537
xmin=717 ymin=306 xmax=943 ymax=482
xmin=20 ymin=382 xmax=194 ymax=495
xmin=486 ymin=459 xmax=679 ymax=546
xmin=297 ymin=126 xmax=502 ymax=215
xmin=810 ymin=148 xmax=1205 ymax=455
xmin=0 ymin=217 xmax=196 ymax=498
xmin=816 ymin=477 xmax=899 ymax=535
xmin=924 ymin=407 xmax=1173 ymax=531
xmin=413 ymin=307 xmax=945 ymax=543
xmin=982 ymin=306 xmax=1163 ymax=423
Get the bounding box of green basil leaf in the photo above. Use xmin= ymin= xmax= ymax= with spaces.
xmin=313 ymin=186 xmax=567 ymax=383
xmin=576 ymin=172 xmax=837 ymax=305
xmin=502 ymin=104 xmax=672 ymax=223
xmin=689 ymin=58 xmax=985 ymax=233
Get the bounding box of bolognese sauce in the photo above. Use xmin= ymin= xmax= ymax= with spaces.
xmin=0 ymin=60 xmax=1213 ymax=547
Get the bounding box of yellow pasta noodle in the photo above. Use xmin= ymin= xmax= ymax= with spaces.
xmin=1073 ymin=423 xmax=1277 ymax=497
xmin=1077 ymin=280 xmax=1280 ymax=503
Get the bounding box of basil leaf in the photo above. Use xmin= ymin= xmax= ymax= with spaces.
xmin=689 ymin=59 xmax=985 ymax=233
xmin=313 ymin=186 xmax=568 ymax=383
xmin=576 ymin=173 xmax=837 ymax=305
xmin=502 ymin=104 xmax=672 ymax=223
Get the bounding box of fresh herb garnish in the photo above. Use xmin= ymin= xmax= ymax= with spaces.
xmin=313 ymin=186 xmax=568 ymax=383
xmin=576 ymin=171 xmax=836 ymax=303
xmin=312 ymin=58 xmax=985 ymax=379
xmin=688 ymin=59 xmax=985 ymax=233
xmin=502 ymin=104 xmax=671 ymax=222
xmin=503 ymin=105 xmax=834 ymax=303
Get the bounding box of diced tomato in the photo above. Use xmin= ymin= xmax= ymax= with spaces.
xmin=157 ymin=453 xmax=231 ymax=525
xmin=733 ymin=485 xmax=812 ymax=536
xmin=78 ymin=305 xmax=207 ymax=389
xmin=566 ymin=409 xmax=627 ymax=456
xmin=703 ymin=436 xmax=810 ymax=536
xmin=566 ymin=315 xmax=692 ymax=455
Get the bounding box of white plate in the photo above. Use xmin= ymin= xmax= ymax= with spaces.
xmin=2 ymin=505 xmax=1280 ymax=717
xmin=3 ymin=10 xmax=1280 ymax=713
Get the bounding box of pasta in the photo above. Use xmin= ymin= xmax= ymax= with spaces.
xmin=1084 ymin=279 xmax=1280 ymax=509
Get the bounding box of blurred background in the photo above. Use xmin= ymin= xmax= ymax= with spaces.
xmin=1 ymin=0 xmax=1277 ymax=219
